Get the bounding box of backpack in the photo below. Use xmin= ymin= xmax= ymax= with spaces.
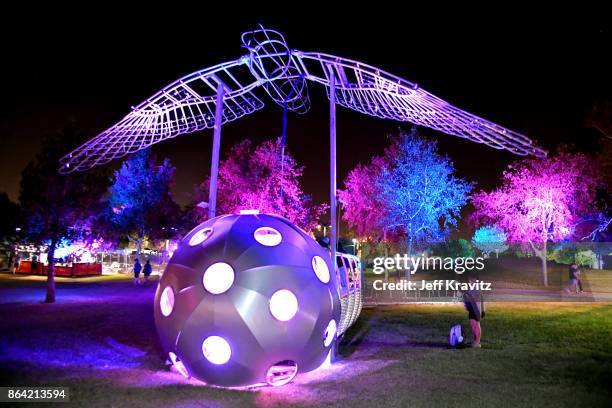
xmin=449 ymin=324 xmax=464 ymax=347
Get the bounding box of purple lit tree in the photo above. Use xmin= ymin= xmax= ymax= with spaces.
xmin=108 ymin=149 xmax=180 ymax=255
xmin=339 ymin=155 xmax=391 ymax=241
xmin=472 ymin=150 xmax=600 ymax=285
xmin=193 ymin=139 xmax=326 ymax=231
xmin=20 ymin=123 xmax=110 ymax=303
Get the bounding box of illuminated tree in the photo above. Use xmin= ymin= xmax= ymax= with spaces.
xmin=20 ymin=123 xmax=109 ymax=303
xmin=194 ymin=139 xmax=326 ymax=231
xmin=108 ymin=149 xmax=180 ymax=255
xmin=472 ymin=150 xmax=600 ymax=285
xmin=472 ymin=225 xmax=508 ymax=258
xmin=338 ymin=154 xmax=391 ymax=240
xmin=377 ymin=131 xmax=473 ymax=254
xmin=341 ymin=131 xmax=472 ymax=253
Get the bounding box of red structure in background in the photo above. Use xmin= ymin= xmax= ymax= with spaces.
xmin=16 ymin=261 xmax=101 ymax=277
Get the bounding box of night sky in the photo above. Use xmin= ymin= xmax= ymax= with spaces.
xmin=1 ymin=8 xmax=609 ymax=217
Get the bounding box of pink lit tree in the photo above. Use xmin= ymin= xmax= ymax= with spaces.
xmin=472 ymin=150 xmax=600 ymax=285
xmin=194 ymin=139 xmax=326 ymax=231
xmin=338 ymin=154 xmax=391 ymax=241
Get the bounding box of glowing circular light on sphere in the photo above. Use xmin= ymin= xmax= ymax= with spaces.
xmin=254 ymin=227 xmax=282 ymax=246
xmin=160 ymin=286 xmax=175 ymax=317
xmin=189 ymin=228 xmax=213 ymax=246
xmin=323 ymin=319 xmax=337 ymax=347
xmin=202 ymin=336 xmax=232 ymax=365
xmin=203 ymin=263 xmax=234 ymax=294
xmin=311 ymin=256 xmax=330 ymax=283
xmin=269 ymin=289 xmax=298 ymax=321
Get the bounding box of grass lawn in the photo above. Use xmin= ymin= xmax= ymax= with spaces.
xmin=0 ymin=280 xmax=611 ymax=407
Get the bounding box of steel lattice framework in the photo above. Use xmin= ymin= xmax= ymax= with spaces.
xmin=59 ymin=26 xmax=546 ymax=173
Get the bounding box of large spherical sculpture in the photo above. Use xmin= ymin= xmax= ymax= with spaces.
xmin=154 ymin=212 xmax=341 ymax=387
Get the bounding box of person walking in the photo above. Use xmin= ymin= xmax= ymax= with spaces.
xmin=143 ymin=259 xmax=153 ymax=283
xmin=12 ymin=255 xmax=20 ymax=274
xmin=133 ymin=258 xmax=142 ymax=284
xmin=566 ymin=263 xmax=580 ymax=294
xmin=569 ymin=263 xmax=583 ymax=294
xmin=31 ymin=255 xmax=38 ymax=274
xmin=575 ymin=264 xmax=584 ymax=294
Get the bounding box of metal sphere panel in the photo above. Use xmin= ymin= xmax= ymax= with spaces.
xmin=154 ymin=213 xmax=341 ymax=387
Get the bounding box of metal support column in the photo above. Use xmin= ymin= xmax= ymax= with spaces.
xmin=208 ymin=82 xmax=226 ymax=219
xmin=329 ymin=67 xmax=337 ymax=270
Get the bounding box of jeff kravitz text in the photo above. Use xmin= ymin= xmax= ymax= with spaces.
xmin=372 ymin=279 xmax=492 ymax=291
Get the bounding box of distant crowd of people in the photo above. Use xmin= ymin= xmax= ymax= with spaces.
xmin=133 ymin=258 xmax=153 ymax=284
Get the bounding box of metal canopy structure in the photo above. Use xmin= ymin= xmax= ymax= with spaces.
xmin=59 ymin=26 xmax=546 ymax=174
xmin=60 ymin=25 xmax=547 ymax=267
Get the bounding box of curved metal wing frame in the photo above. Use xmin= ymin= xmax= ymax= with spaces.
xmin=295 ymin=51 xmax=546 ymax=157
xmin=59 ymin=57 xmax=266 ymax=172
xmin=60 ymin=26 xmax=546 ymax=173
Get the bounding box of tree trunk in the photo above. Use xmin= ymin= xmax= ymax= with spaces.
xmin=137 ymin=229 xmax=144 ymax=256
xmin=405 ymin=236 xmax=413 ymax=281
xmin=45 ymin=235 xmax=58 ymax=303
xmin=383 ymin=229 xmax=388 ymax=281
xmin=528 ymin=239 xmax=548 ymax=287
xmin=540 ymin=241 xmax=548 ymax=287
xmin=8 ymin=251 xmax=14 ymax=273
xmin=596 ymin=243 xmax=602 ymax=269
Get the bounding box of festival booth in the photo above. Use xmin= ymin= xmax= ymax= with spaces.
xmin=14 ymin=243 xmax=102 ymax=277
xmin=15 ymin=260 xmax=101 ymax=277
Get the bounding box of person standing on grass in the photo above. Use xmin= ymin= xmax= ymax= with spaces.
xmin=574 ymin=264 xmax=584 ymax=293
xmin=463 ymin=274 xmax=485 ymax=348
xmin=567 ymin=263 xmax=583 ymax=294
xmin=31 ymin=255 xmax=38 ymax=274
xmin=12 ymin=255 xmax=20 ymax=274
xmin=133 ymin=258 xmax=142 ymax=284
xmin=143 ymin=259 xmax=152 ymax=283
